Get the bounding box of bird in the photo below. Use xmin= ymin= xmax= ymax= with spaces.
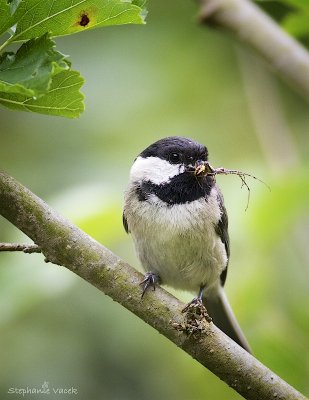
xmin=123 ymin=136 xmax=251 ymax=353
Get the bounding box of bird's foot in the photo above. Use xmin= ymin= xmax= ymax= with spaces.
xmin=140 ymin=272 xmax=160 ymax=298
xmin=182 ymin=297 xmax=203 ymax=313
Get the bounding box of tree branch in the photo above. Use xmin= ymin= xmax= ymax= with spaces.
xmin=198 ymin=0 xmax=309 ymax=102
xmin=0 ymin=171 xmax=306 ymax=400
xmin=0 ymin=243 xmax=41 ymax=253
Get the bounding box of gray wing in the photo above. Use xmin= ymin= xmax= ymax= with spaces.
xmin=122 ymin=211 xmax=130 ymax=234
xmin=204 ymin=188 xmax=251 ymax=353
xmin=214 ymin=188 xmax=229 ymax=286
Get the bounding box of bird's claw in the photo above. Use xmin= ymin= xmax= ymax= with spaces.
xmin=140 ymin=272 xmax=160 ymax=298
xmin=182 ymin=297 xmax=203 ymax=313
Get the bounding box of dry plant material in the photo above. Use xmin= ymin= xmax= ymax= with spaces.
xmin=172 ymin=302 xmax=212 ymax=336
xmin=196 ymin=161 xmax=270 ymax=211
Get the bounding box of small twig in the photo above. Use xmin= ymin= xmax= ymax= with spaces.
xmin=195 ymin=161 xmax=270 ymax=211
xmin=0 ymin=243 xmax=42 ymax=253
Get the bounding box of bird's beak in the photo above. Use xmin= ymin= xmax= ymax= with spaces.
xmin=194 ymin=160 xmax=207 ymax=176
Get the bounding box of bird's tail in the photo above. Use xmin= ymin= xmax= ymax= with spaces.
xmin=203 ymin=287 xmax=251 ymax=353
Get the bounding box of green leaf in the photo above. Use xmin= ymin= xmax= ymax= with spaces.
xmin=257 ymin=0 xmax=309 ymax=38
xmin=0 ymin=33 xmax=68 ymax=97
xmin=11 ymin=0 xmax=146 ymax=42
xmin=282 ymin=11 xmax=309 ymax=37
xmin=256 ymin=0 xmax=309 ymax=10
xmin=278 ymin=0 xmax=309 ymax=11
xmin=0 ymin=69 xmax=84 ymax=117
xmin=8 ymin=0 xmax=23 ymax=14
xmin=132 ymin=0 xmax=147 ymax=20
xmin=132 ymin=0 xmax=146 ymax=7
xmin=0 ymin=0 xmax=15 ymax=36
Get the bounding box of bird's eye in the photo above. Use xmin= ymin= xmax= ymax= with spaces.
xmin=200 ymin=152 xmax=207 ymax=161
xmin=169 ymin=152 xmax=181 ymax=163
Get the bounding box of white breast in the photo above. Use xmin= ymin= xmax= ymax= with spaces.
xmin=124 ymin=184 xmax=228 ymax=294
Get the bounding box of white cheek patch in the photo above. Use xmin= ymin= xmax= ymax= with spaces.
xmin=130 ymin=156 xmax=185 ymax=185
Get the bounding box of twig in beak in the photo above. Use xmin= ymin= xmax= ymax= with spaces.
xmin=194 ymin=163 xmax=206 ymax=176
xmin=203 ymin=161 xmax=270 ymax=211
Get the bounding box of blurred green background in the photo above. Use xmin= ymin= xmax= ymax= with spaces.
xmin=0 ymin=1 xmax=308 ymax=399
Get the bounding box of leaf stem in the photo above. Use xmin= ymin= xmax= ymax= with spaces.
xmin=0 ymin=35 xmax=14 ymax=53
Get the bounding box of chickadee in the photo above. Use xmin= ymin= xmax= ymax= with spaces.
xmin=123 ymin=136 xmax=251 ymax=353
